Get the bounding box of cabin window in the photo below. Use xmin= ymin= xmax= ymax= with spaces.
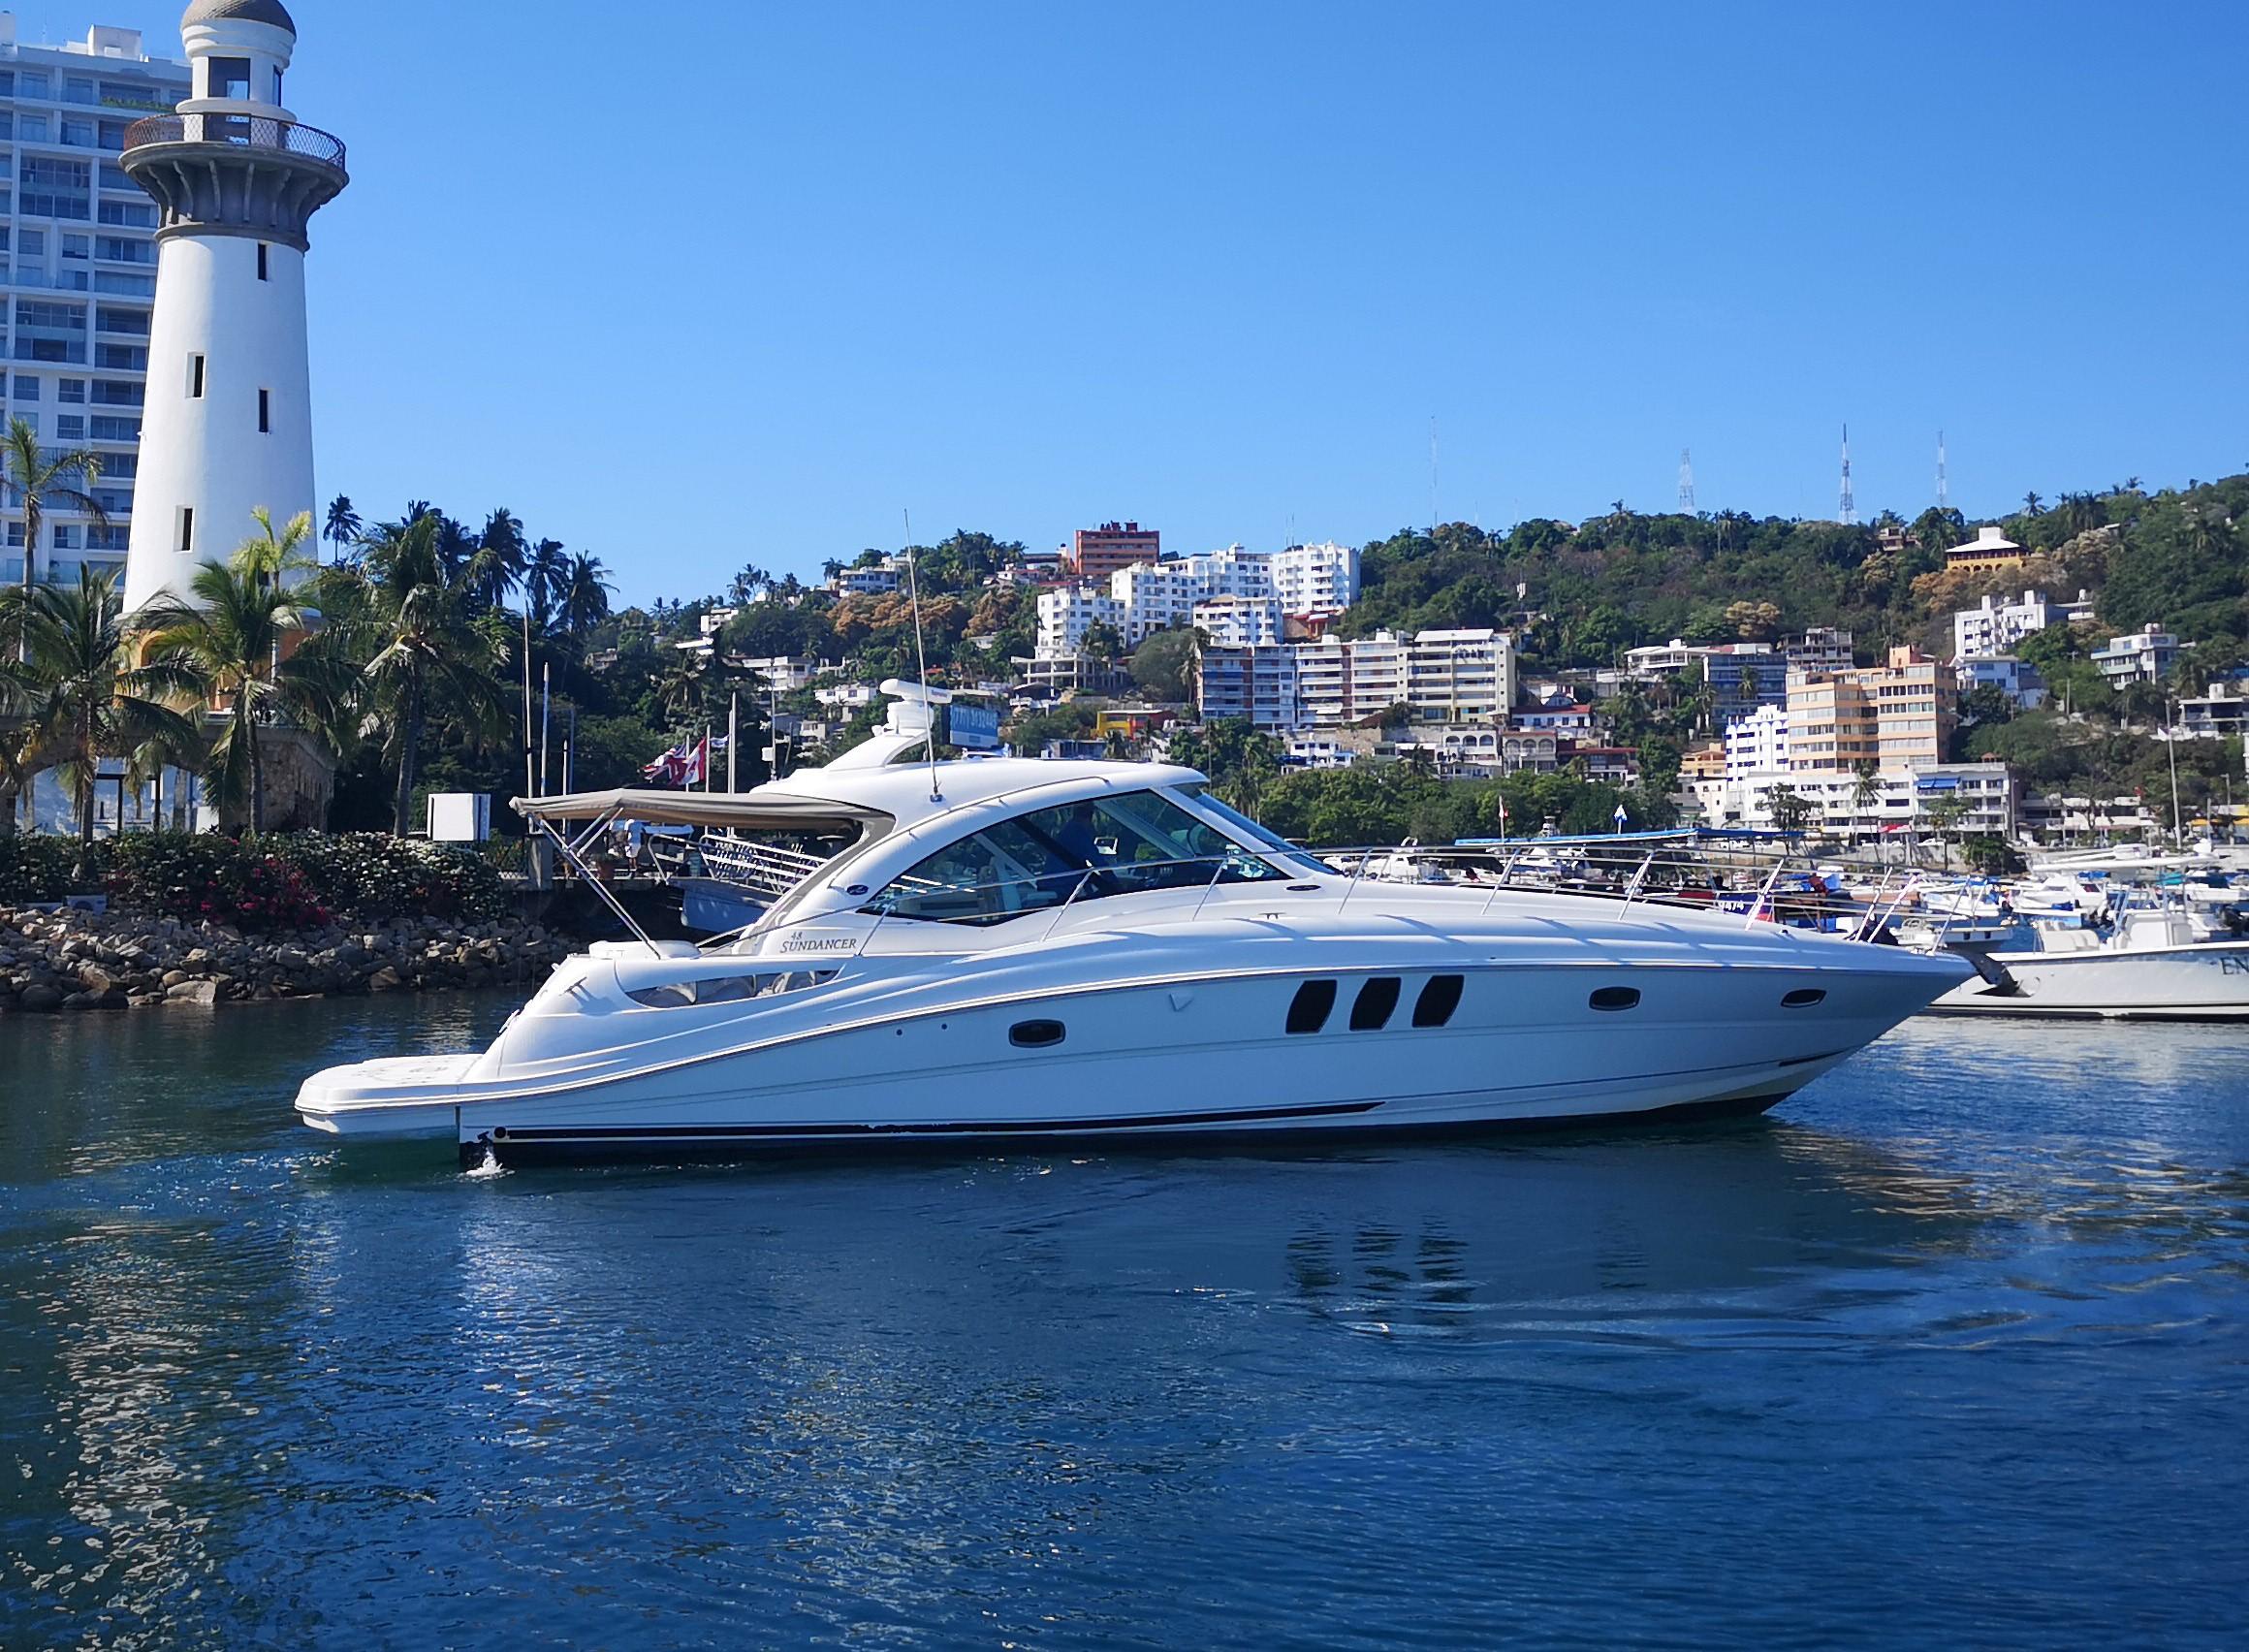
xmin=256 ymin=242 xmax=269 ymax=281
xmin=1782 ymin=988 xmax=1826 ymax=1008
xmin=1285 ymin=979 xmax=1336 ymax=1034
xmin=1348 ymin=976 xmax=1401 ymax=1031
xmin=865 ymin=788 xmax=1283 ymax=924
xmin=1412 ymin=974 xmax=1464 ymax=1028
xmin=1009 ymin=1019 xmax=1065 ymax=1048
xmin=1589 ymin=986 xmax=1640 ymax=1012
xmin=625 ymin=968 xmax=836 ymax=1008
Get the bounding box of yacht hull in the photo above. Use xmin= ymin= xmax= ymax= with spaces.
xmin=1925 ymin=941 xmax=2249 ymax=1020
xmin=299 ymin=954 xmax=1947 ymax=1160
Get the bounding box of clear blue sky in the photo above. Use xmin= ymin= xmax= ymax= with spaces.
xmin=42 ymin=0 xmax=2249 ymax=602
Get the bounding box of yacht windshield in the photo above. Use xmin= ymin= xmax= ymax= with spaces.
xmin=868 ymin=788 xmax=1286 ymax=924
xmin=1175 ymin=784 xmax=1331 ymax=875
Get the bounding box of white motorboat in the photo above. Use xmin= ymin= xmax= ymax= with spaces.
xmin=1920 ymin=863 xmax=2249 ymax=1020
xmin=296 ymin=737 xmax=1971 ymax=1162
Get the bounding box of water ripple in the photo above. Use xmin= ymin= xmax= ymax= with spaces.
xmin=2 ymin=1002 xmax=2247 ymax=1647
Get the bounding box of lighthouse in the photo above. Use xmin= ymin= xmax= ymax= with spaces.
xmin=118 ymin=0 xmax=347 ymax=613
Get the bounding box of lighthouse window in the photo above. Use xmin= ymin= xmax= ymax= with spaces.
xmin=271 ymin=67 xmax=284 ymax=104
xmin=175 ymin=507 xmax=193 ymax=554
xmin=187 ymin=354 xmax=205 ymax=398
xmin=256 ymin=243 xmax=269 ymax=281
xmin=258 ymin=388 xmax=270 ymax=433
xmin=208 ymin=58 xmax=252 ymax=102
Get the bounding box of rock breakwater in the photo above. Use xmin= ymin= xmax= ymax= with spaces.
xmin=0 ymin=906 xmax=578 ymax=1012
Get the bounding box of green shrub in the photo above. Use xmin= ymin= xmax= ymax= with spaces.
xmin=0 ymin=836 xmax=79 ymax=905
xmin=1 ymin=832 xmax=509 ymax=930
xmin=103 ymin=835 xmax=330 ymax=931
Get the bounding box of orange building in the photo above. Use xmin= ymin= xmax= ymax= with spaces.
xmin=1071 ymin=521 xmax=1160 ymax=580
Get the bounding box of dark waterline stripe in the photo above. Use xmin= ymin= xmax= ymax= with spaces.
xmin=490 ymin=1096 xmax=1383 ymax=1143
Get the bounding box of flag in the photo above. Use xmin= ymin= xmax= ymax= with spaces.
xmin=642 ymin=743 xmax=688 ymax=785
xmin=678 ymin=735 xmax=711 ymax=788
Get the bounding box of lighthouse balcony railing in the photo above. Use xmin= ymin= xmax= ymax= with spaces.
xmin=120 ymin=113 xmax=347 ymax=173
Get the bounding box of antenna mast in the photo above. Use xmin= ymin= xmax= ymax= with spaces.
xmin=1838 ymin=424 xmax=1856 ymax=524
xmin=1678 ymin=448 xmax=1695 ymax=513
xmin=902 ymin=507 xmax=940 ymax=803
xmin=1429 ymin=417 xmax=1439 ymax=534
xmin=1937 ymin=429 xmax=1948 ymax=511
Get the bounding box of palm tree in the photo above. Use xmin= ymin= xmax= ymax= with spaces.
xmin=467 ymin=507 xmax=526 ymax=610
xmin=1850 ymin=759 xmax=1884 ymax=841
xmin=317 ymin=514 xmax=510 ymax=835
xmin=142 ymin=557 xmax=349 ymax=834
xmin=3 ymin=415 xmax=107 ymax=646
xmin=234 ymin=506 xmax=318 ymax=588
xmin=523 ymin=537 xmax=569 ymax=630
xmin=323 ymin=493 xmax=362 ymax=563
xmin=2021 ymin=491 xmax=2044 ymax=517
xmin=0 ymin=569 xmax=203 ymax=873
xmin=560 ymin=551 xmax=614 ymax=637
xmin=653 ymin=650 xmax=711 ymax=722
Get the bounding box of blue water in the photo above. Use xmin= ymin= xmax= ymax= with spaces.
xmin=3 ymin=997 xmax=2247 ymax=1649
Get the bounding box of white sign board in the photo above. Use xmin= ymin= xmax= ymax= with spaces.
xmin=427 ymin=793 xmax=491 ymax=842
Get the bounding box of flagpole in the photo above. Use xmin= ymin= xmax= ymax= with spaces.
xmin=521 ymin=611 xmax=534 ymax=799
xmin=539 ymin=660 xmax=552 ymax=794
xmin=703 ymin=725 xmax=712 ymax=793
xmin=727 ymin=690 xmax=739 ymax=792
xmin=565 ymin=702 xmax=576 ymax=791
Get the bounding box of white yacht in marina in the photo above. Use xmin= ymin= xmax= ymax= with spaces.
xmin=296 ymin=724 xmax=1972 ymax=1162
xmin=1918 ymin=853 xmax=2249 ymax=1019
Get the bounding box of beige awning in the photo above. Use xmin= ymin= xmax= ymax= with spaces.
xmin=512 ymin=787 xmax=892 ymax=834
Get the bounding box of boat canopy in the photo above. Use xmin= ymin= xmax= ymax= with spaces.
xmin=512 ymin=787 xmax=893 ymax=834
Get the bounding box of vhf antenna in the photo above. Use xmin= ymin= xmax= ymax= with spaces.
xmin=903 ymin=507 xmax=941 ymax=803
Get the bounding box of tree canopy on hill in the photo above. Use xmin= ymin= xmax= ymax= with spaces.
xmin=1331 ymin=474 xmax=2249 ymax=671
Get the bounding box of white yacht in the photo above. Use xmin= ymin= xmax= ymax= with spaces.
xmin=296 ymin=738 xmax=1971 ymax=1162
xmin=1920 ymin=855 xmax=2249 ymax=1019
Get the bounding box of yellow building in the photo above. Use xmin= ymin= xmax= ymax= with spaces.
xmin=1944 ymin=524 xmax=2029 ymax=571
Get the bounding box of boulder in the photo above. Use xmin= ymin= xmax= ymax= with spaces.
xmin=18 ymin=983 xmax=63 ymax=1012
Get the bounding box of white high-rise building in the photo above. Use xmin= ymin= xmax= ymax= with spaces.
xmin=1723 ymin=704 xmax=1790 ymax=781
xmin=1952 ymin=589 xmax=2060 ymax=661
xmin=1107 ymin=560 xmax=1196 ymax=643
xmin=1191 ymin=593 xmax=1283 ymax=647
xmin=1033 ymin=583 xmax=1124 ymax=657
xmin=1269 ymin=540 xmax=1359 ymax=619
xmin=120 ymin=0 xmax=346 ymax=613
xmin=1406 ymin=629 xmax=1514 ymax=724
xmin=0 ymin=18 xmax=189 ymax=591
